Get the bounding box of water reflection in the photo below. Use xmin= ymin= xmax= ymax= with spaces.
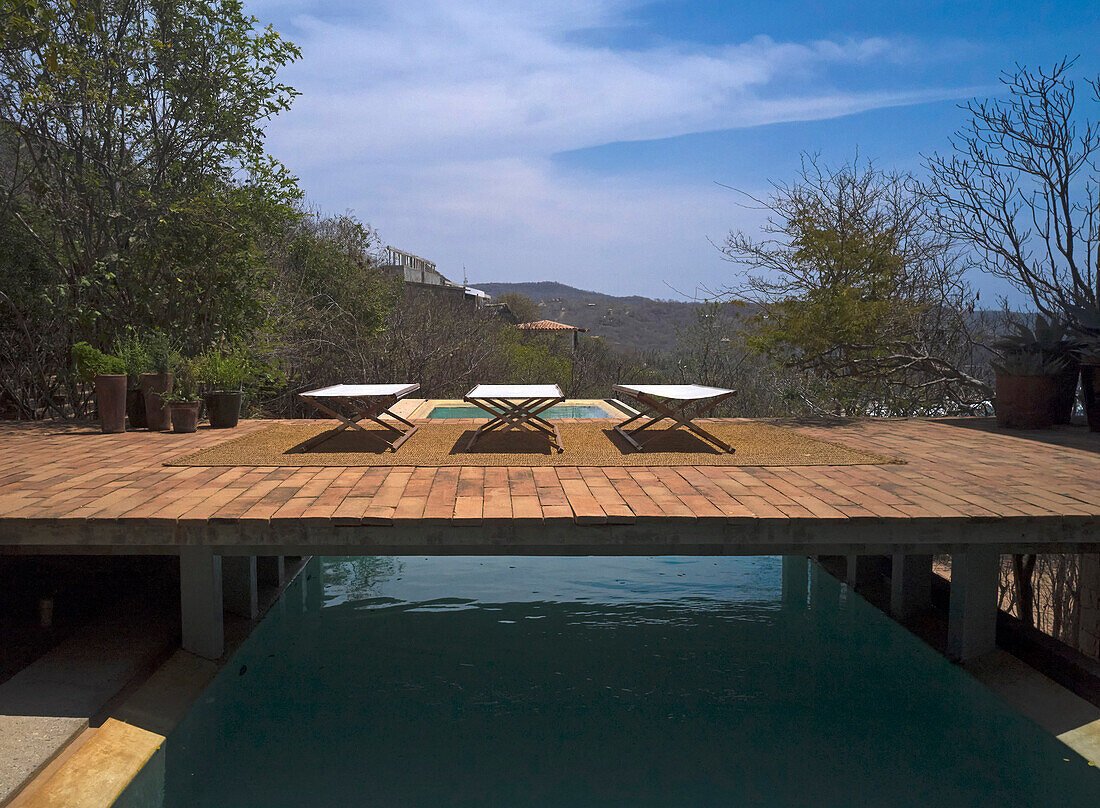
xmin=122 ymin=556 xmax=1099 ymax=808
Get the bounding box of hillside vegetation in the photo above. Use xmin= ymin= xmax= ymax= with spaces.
xmin=472 ymin=282 xmax=739 ymax=353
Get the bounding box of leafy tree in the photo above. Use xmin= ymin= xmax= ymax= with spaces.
xmin=0 ymin=197 xmax=59 ymax=416
xmin=501 ymin=332 xmax=571 ymax=388
xmin=0 ymin=0 xmax=301 ymax=414
xmin=496 ymin=292 xmax=540 ymax=323
xmin=259 ymin=209 xmax=399 ymax=412
xmin=719 ymin=155 xmax=991 ymax=417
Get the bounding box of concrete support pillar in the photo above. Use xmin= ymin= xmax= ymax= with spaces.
xmin=1078 ymin=553 xmax=1100 ymax=659
xmin=781 ymin=555 xmax=808 ymax=609
xmin=947 ymin=549 xmax=999 ymax=662
xmin=223 ymin=555 xmax=258 ymax=619
xmin=180 ymin=547 xmax=223 ymax=660
xmin=846 ymin=555 xmax=877 ymax=589
xmin=257 ymin=555 xmax=285 ymax=589
xmin=890 ymin=554 xmax=933 ymax=620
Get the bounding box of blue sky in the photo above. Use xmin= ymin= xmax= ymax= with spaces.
xmin=249 ymin=0 xmax=1100 ymax=301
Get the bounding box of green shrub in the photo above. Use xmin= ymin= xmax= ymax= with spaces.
xmin=71 ymin=342 xmax=124 ymax=382
xmin=114 ymin=330 xmax=153 ymax=384
xmin=144 ymin=330 xmax=178 ymax=374
xmin=501 ymin=333 xmax=571 ymax=387
xmin=161 ymin=358 xmax=200 ymax=403
xmin=196 ymin=345 xmax=255 ymax=390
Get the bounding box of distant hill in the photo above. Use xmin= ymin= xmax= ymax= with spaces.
xmin=471 ymin=282 xmax=709 ymax=353
xmin=473 ymin=281 xmax=621 ymax=302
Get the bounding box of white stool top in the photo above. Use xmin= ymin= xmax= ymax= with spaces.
xmin=466 ymin=384 xmax=564 ymax=399
xmin=301 ymin=383 xmax=419 ymax=398
xmin=613 ymin=384 xmax=734 ymax=400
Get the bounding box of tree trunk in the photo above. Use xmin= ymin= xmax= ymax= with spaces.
xmin=1012 ymin=553 xmax=1037 ymax=626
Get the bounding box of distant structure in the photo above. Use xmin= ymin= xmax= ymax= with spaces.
xmin=381 ymin=247 xmax=446 ymax=286
xmin=379 ymin=246 xmax=491 ymax=309
xmin=516 ymin=319 xmax=589 ymax=352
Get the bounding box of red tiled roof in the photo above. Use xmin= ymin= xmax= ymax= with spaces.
xmin=516 ymin=319 xmax=588 ymax=332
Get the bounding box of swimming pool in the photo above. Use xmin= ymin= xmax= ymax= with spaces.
xmin=119 ymin=556 xmax=1100 ymax=807
xmin=428 ymin=403 xmax=613 ymax=419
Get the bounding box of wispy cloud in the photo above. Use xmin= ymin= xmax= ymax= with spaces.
xmin=252 ymin=0 xmax=979 ymax=295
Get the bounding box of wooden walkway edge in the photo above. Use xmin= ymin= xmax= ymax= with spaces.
xmin=1 ymin=417 xmax=1098 ymax=555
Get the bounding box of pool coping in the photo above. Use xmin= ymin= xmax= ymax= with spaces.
xmin=6 ymin=559 xmax=312 ymax=808
xmin=0 ymin=610 xmax=177 ymax=806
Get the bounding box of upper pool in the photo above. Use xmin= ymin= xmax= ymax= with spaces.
xmin=428 ymin=403 xmax=613 ymax=419
xmin=119 ymin=556 xmax=1100 ymax=807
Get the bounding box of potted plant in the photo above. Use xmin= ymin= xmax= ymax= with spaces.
xmin=162 ymin=358 xmax=202 ymax=433
xmin=139 ymin=331 xmax=176 ymax=431
xmin=72 ymin=342 xmax=127 ymax=433
xmin=115 ymin=330 xmax=151 ymax=429
xmin=197 ymin=346 xmax=253 ymax=429
xmin=992 ymin=349 xmax=1068 ymax=430
xmin=993 ymin=315 xmax=1078 ymax=424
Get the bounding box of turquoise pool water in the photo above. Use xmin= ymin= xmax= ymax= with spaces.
xmin=121 ymin=556 xmax=1100 ymax=807
xmin=429 ymin=404 xmax=612 ymax=419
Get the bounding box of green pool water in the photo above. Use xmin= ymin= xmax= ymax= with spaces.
xmin=119 ymin=556 xmax=1100 ymax=807
xmin=428 ymin=404 xmax=612 ymax=419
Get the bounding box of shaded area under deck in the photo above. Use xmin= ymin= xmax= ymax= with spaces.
xmin=1 ymin=417 xmax=1098 ymax=663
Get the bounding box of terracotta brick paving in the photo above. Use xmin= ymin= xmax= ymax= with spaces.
xmin=1 ymin=418 xmax=1099 ymax=551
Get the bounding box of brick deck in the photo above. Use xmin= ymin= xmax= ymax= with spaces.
xmin=1 ymin=418 xmax=1099 ymax=555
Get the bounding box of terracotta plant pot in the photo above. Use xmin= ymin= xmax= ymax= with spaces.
xmin=169 ymin=401 xmax=200 ymax=433
xmin=994 ymin=373 xmax=1059 ymax=430
xmin=203 ymin=391 xmax=242 ymax=429
xmin=140 ymin=372 xmax=174 ymax=431
xmin=94 ymin=374 xmax=127 ymax=433
xmin=1052 ymin=361 xmax=1080 ymax=424
xmin=1082 ymin=365 xmax=1100 ymax=433
xmin=126 ymin=387 xmax=147 ymax=429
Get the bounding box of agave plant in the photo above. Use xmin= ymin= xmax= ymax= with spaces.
xmin=991 ymin=349 xmax=1068 ymax=377
xmin=1068 ymin=302 xmax=1100 ymax=339
xmin=1075 ymin=335 xmax=1100 ymax=366
xmin=992 ymin=314 xmax=1073 ymax=355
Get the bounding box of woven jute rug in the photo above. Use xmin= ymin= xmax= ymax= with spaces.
xmin=167 ymin=421 xmax=900 ymax=467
